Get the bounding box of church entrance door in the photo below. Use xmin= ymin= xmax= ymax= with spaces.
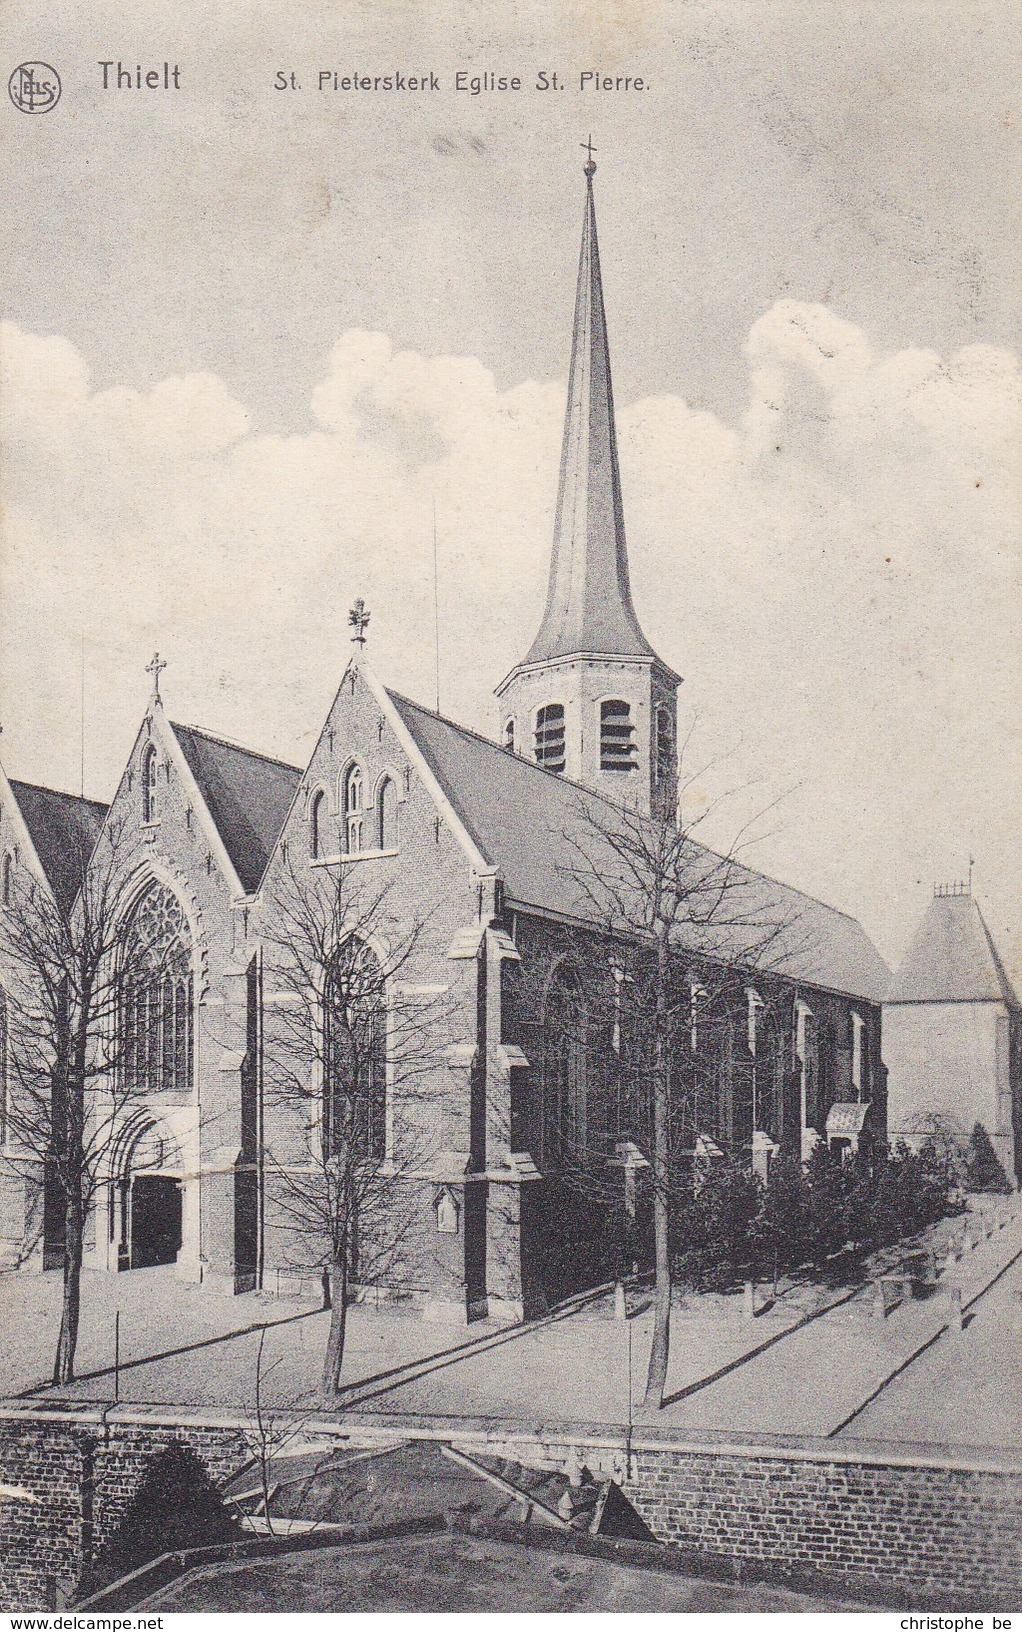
xmin=130 ymin=1176 xmax=183 ymax=1269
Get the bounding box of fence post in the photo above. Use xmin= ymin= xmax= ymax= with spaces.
xmin=948 ymin=1285 xmax=963 ymax=1334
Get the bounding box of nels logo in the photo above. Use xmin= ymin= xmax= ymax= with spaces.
xmin=8 ymin=61 xmax=61 ymax=113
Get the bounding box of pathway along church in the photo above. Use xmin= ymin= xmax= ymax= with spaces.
xmin=0 ymin=160 xmax=891 ymax=1318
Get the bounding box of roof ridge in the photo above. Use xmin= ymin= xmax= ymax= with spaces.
xmin=170 ymin=720 xmax=302 ymax=775
xmin=385 ymin=688 xmax=630 ymax=809
xmin=973 ymin=898 xmax=1020 ymax=1007
xmin=8 ymin=777 xmax=110 ymax=815
xmin=386 ymin=689 xmax=869 ymax=932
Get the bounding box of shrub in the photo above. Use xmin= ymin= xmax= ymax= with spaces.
xmin=964 ymin=1122 xmax=1014 ymax=1194
xmin=78 ymin=1441 xmax=241 ymax=1599
xmin=671 ymin=1135 xmax=961 ymax=1288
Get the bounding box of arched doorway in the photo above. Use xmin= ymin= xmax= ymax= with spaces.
xmin=108 ymin=1114 xmax=184 ymax=1271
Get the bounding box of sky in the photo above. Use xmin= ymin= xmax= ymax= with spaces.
xmin=1 ymin=0 xmax=1019 ymax=982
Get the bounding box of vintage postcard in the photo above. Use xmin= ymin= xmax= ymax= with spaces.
xmin=0 ymin=0 xmax=1019 ymax=1615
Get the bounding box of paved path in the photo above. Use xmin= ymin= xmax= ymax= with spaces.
xmin=840 ymin=1248 xmax=1022 ymax=1447
xmin=5 ymin=1207 xmax=1020 ymax=1450
xmin=661 ymin=1214 xmax=1022 ymax=1438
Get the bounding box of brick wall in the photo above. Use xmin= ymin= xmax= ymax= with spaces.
xmin=3 ymin=1408 xmax=1021 ymax=1610
xmin=0 ymin=1413 xmax=249 ymax=1610
xmin=622 ymin=1442 xmax=1022 ymax=1604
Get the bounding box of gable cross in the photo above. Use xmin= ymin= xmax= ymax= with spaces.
xmin=348 ymin=599 xmax=371 ymax=648
xmin=145 ymin=651 xmax=167 ymax=703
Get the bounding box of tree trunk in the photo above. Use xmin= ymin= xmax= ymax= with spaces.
xmin=643 ymin=926 xmax=673 ymax=1409
xmin=320 ymin=1251 xmax=349 ymax=1398
xmin=644 ymin=1182 xmax=671 ymax=1407
xmin=54 ymin=1196 xmax=83 ymax=1385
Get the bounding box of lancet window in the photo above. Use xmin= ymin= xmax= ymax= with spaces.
xmin=142 ymin=744 xmax=159 ymax=824
xmin=343 ymin=765 xmax=364 ymax=854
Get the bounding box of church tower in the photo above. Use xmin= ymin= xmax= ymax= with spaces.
xmin=495 ymin=151 xmax=680 ymax=819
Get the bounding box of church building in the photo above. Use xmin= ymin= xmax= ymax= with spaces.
xmin=0 ymin=159 xmax=891 ymax=1317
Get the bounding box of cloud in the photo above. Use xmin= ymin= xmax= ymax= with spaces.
xmin=0 ymin=308 xmax=1019 ymax=976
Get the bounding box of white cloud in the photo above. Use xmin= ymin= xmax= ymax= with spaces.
xmin=0 ymin=308 xmax=1019 ymax=979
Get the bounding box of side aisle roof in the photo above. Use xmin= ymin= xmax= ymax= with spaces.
xmin=7 ymin=781 xmax=109 ymax=911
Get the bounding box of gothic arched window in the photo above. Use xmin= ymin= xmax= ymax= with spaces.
xmin=600 ymin=700 xmax=637 ymax=772
xmin=503 ymin=718 xmax=516 ymax=755
xmin=142 ymin=744 xmax=159 ymax=824
xmin=376 ymin=776 xmax=398 ymax=850
xmin=309 ymin=789 xmax=325 ymax=860
xmin=323 ymin=937 xmax=386 ymax=1162
xmin=343 ymin=766 xmax=364 ymax=855
xmin=120 ymin=882 xmax=193 ymax=1096
xmin=543 ymin=964 xmax=587 ymax=1170
xmin=0 ymin=987 xmax=8 ymax=1146
xmin=1 ymin=853 xmax=11 ymax=908
xmin=535 ymin=704 xmax=566 ymax=773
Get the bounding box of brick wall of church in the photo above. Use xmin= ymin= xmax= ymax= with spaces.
xmin=499 ymin=906 xmax=884 ymax=1306
xmin=98 ymin=708 xmax=250 ymax=1289
xmin=255 ymin=667 xmax=488 ymax=1309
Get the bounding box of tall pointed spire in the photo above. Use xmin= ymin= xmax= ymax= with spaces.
xmin=523 ymin=147 xmax=656 ymax=665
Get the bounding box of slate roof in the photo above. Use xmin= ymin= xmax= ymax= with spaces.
xmin=519 ymin=167 xmax=662 ymax=671
xmin=887 ymin=893 xmax=1019 ymax=1007
xmin=388 ymin=690 xmax=890 ymax=1004
xmin=170 ymin=723 xmax=302 ymax=894
xmin=8 ymin=780 xmax=109 ymax=911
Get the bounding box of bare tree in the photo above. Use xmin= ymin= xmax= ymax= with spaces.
xmin=561 ymin=749 xmax=803 ymax=1408
xmin=261 ymin=855 xmax=449 ymax=1399
xmin=0 ymin=819 xmax=166 ymax=1384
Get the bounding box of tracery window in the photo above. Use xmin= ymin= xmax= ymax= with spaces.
xmin=343 ymin=766 xmax=364 ymax=855
xmin=0 ymin=987 xmax=8 ymax=1145
xmin=543 ymin=964 xmax=587 ymax=1170
xmin=142 ymin=744 xmax=159 ymax=824
xmin=600 ymin=700 xmax=637 ymax=772
xmin=535 ymin=704 xmax=566 ymax=773
xmin=323 ymin=937 xmax=386 ymax=1162
xmin=120 ymin=882 xmax=193 ymax=1096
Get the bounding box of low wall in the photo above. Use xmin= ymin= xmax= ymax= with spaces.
xmin=623 ymin=1438 xmax=1022 ymax=1605
xmin=0 ymin=1408 xmax=249 ymax=1610
xmin=2 ymin=1404 xmax=1020 ymax=1609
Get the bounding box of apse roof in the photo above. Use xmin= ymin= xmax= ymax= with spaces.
xmin=170 ymin=722 xmax=302 ymax=894
xmin=887 ymin=892 xmax=1019 ymax=1007
xmin=387 ymin=690 xmax=890 ymax=1004
xmin=7 ymin=780 xmax=109 ymax=911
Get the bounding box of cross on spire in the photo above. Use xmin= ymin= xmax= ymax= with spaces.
xmin=146 ymin=651 xmax=167 ymax=702
xmin=348 ymin=599 xmax=371 ymax=647
xmin=581 ymin=134 xmax=597 ymax=176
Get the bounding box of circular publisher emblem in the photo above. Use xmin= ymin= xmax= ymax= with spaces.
xmin=8 ymin=62 xmax=61 ymax=113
